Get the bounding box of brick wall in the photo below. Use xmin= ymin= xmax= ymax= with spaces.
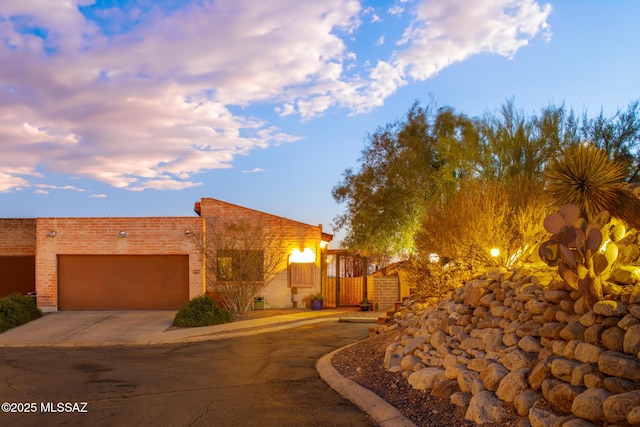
xmin=199 ymin=198 xmax=328 ymax=308
xmin=35 ymin=217 xmax=203 ymax=310
xmin=373 ymin=276 xmax=400 ymax=310
xmin=0 ymin=219 xmax=36 ymax=255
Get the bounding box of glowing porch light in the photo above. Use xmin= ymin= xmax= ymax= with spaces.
xmin=320 ymin=240 xmax=329 ymax=249
xmin=490 ymin=248 xmax=500 ymax=258
xmin=290 ymin=248 xmax=316 ymax=263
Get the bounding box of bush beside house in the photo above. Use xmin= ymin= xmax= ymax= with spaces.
xmin=0 ymin=293 xmax=42 ymax=332
xmin=173 ymin=295 xmax=233 ymax=328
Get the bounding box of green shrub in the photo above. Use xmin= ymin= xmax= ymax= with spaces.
xmin=0 ymin=293 xmax=42 ymax=333
xmin=173 ymin=295 xmax=233 ymax=328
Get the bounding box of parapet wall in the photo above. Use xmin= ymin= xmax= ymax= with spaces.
xmin=384 ymin=268 xmax=640 ymax=425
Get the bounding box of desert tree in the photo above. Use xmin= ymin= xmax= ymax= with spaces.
xmin=192 ymin=216 xmax=288 ymax=315
xmin=332 ymin=102 xmax=477 ymax=256
xmin=580 ymin=100 xmax=640 ymax=182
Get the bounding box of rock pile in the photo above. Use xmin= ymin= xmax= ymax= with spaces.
xmin=383 ymin=268 xmax=640 ymax=426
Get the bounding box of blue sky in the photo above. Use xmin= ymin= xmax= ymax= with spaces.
xmin=1 ymin=1 xmax=639 ymax=247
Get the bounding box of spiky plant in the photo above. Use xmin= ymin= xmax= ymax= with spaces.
xmin=545 ymin=143 xmax=640 ymax=230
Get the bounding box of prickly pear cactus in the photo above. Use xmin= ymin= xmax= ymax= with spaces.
xmin=539 ymin=204 xmax=623 ymax=308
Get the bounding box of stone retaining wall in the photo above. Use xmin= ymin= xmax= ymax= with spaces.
xmin=383 ymin=268 xmax=640 ymax=426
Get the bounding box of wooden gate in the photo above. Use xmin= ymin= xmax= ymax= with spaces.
xmin=321 ymin=251 xmax=367 ymax=308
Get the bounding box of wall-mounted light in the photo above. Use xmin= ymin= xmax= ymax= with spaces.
xmin=47 ymin=231 xmax=57 ymax=238
xmin=118 ymin=230 xmax=127 ymax=238
xmin=428 ymin=253 xmax=439 ymax=263
xmin=320 ymin=240 xmax=329 ymax=249
xmin=185 ymin=230 xmax=191 ymax=237
xmin=490 ymin=248 xmax=500 ymax=258
xmin=289 ymin=248 xmax=316 ymax=263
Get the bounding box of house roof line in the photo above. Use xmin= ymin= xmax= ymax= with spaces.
xmin=196 ymin=198 xmax=333 ymax=241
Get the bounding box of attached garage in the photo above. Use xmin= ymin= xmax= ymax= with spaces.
xmin=0 ymin=256 xmax=36 ymax=297
xmin=58 ymin=255 xmax=189 ymax=310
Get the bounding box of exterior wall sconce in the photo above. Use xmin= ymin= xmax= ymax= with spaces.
xmin=289 ymin=248 xmax=316 ymax=264
xmin=490 ymin=248 xmax=500 ymax=258
xmin=47 ymin=231 xmax=57 ymax=238
xmin=184 ymin=230 xmax=191 ymax=237
xmin=118 ymin=230 xmax=127 ymax=238
xmin=320 ymin=240 xmax=329 ymax=249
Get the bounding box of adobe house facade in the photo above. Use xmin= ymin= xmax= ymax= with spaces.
xmin=0 ymin=198 xmax=331 ymax=312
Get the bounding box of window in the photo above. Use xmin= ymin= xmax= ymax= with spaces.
xmin=216 ymin=250 xmax=264 ymax=282
xmin=290 ymin=262 xmax=315 ymax=288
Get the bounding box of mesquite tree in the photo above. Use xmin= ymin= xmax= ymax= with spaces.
xmin=192 ymin=216 xmax=288 ymax=315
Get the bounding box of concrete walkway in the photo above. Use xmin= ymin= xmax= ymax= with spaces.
xmin=0 ymin=309 xmax=416 ymax=427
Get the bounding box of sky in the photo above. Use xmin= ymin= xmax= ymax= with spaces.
xmin=1 ymin=0 xmax=639 ymax=247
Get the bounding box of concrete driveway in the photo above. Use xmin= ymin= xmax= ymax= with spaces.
xmin=0 ymin=309 xmax=365 ymax=347
xmin=0 ymin=311 xmax=178 ymax=346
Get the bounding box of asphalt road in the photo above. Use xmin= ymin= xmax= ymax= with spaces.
xmin=0 ymin=321 xmax=377 ymax=427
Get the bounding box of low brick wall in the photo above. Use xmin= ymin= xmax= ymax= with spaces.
xmin=373 ymin=276 xmax=399 ymax=310
xmin=384 ymin=268 xmax=640 ymax=425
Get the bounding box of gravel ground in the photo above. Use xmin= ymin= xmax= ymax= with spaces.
xmin=332 ymin=328 xmax=525 ymax=427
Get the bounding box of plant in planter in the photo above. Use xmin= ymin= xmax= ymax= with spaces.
xmin=359 ymin=297 xmax=371 ymax=312
xmin=310 ymin=293 xmax=324 ymax=310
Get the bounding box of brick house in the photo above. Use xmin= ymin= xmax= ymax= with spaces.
xmin=0 ymin=198 xmax=331 ymax=312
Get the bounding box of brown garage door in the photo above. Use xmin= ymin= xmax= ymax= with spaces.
xmin=0 ymin=256 xmax=36 ymax=297
xmin=58 ymin=255 xmax=189 ymax=310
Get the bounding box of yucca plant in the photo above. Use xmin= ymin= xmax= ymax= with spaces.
xmin=545 ymin=143 xmax=640 ymax=230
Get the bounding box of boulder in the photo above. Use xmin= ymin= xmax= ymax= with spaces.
xmin=407 ymin=367 xmax=445 ymax=391
xmin=571 ymin=388 xmax=611 ymax=424
xmin=450 ymin=391 xmax=472 ymax=407
xmin=628 ymin=406 xmax=640 ymax=426
xmin=431 ymin=379 xmax=460 ymax=399
xmin=603 ymin=376 xmax=638 ymax=394
xmin=465 ymin=390 xmax=508 ymax=424
xmin=499 ymin=348 xmax=533 ymax=371
xmin=528 ymin=407 xmax=572 ymax=427
xmin=496 ymin=368 xmax=529 ymax=403
xmin=574 ymin=342 xmax=604 ymax=364
xmin=583 ymin=324 xmax=603 ymax=344
xmin=623 ymin=324 xmax=640 ymax=354
xmin=519 ymin=335 xmax=543 ymax=353
xmin=593 ymin=300 xmax=628 ymax=317
xmin=403 ymin=336 xmax=426 ymax=355
xmin=579 ymin=310 xmax=599 ymax=327
xmin=601 ymin=326 xmax=625 ymax=352
xmin=513 ymin=390 xmax=542 ymax=417
xmin=400 ymin=354 xmax=422 ymax=371
xmin=457 ymin=368 xmax=484 ymax=394
xmin=560 ymin=321 xmax=586 ymax=341
xmin=481 ymin=362 xmax=508 ymax=392
xmin=618 ymin=313 xmax=640 ymax=330
xmin=603 ymin=390 xmax=640 ymax=423
xmin=570 ymin=363 xmax=596 ymax=387
xmin=529 ymin=358 xmax=553 ymax=391
xmin=540 ymin=322 xmax=563 ymax=339
xmin=598 ymin=350 xmax=640 ymax=381
xmin=384 ymin=343 xmax=404 ymax=372
xmin=550 ymin=358 xmax=580 ymax=382
xmin=547 ymin=383 xmax=584 ymax=414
